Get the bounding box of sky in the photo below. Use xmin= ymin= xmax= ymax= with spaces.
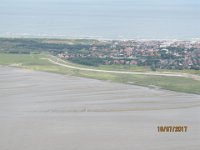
xmin=0 ymin=0 xmax=200 ymax=39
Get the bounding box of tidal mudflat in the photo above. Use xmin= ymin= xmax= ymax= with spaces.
xmin=0 ymin=67 xmax=200 ymax=150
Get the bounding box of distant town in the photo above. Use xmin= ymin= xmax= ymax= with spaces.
xmin=0 ymin=38 xmax=199 ymax=70
xmin=57 ymin=40 xmax=200 ymax=70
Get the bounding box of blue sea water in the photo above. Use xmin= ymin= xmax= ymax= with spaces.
xmin=0 ymin=0 xmax=200 ymax=39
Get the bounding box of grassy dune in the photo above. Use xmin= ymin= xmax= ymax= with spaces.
xmin=0 ymin=53 xmax=200 ymax=94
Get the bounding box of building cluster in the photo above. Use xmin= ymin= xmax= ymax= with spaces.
xmin=58 ymin=40 xmax=200 ymax=70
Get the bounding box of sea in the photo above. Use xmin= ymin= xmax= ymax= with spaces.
xmin=0 ymin=0 xmax=200 ymax=40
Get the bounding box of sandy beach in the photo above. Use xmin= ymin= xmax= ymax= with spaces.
xmin=0 ymin=66 xmax=200 ymax=150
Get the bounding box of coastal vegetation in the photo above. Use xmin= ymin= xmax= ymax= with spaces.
xmin=0 ymin=38 xmax=200 ymax=94
xmin=0 ymin=52 xmax=199 ymax=94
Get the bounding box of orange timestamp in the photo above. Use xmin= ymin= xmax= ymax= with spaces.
xmin=157 ymin=126 xmax=188 ymax=133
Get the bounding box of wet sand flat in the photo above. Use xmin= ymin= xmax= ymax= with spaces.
xmin=0 ymin=67 xmax=200 ymax=150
